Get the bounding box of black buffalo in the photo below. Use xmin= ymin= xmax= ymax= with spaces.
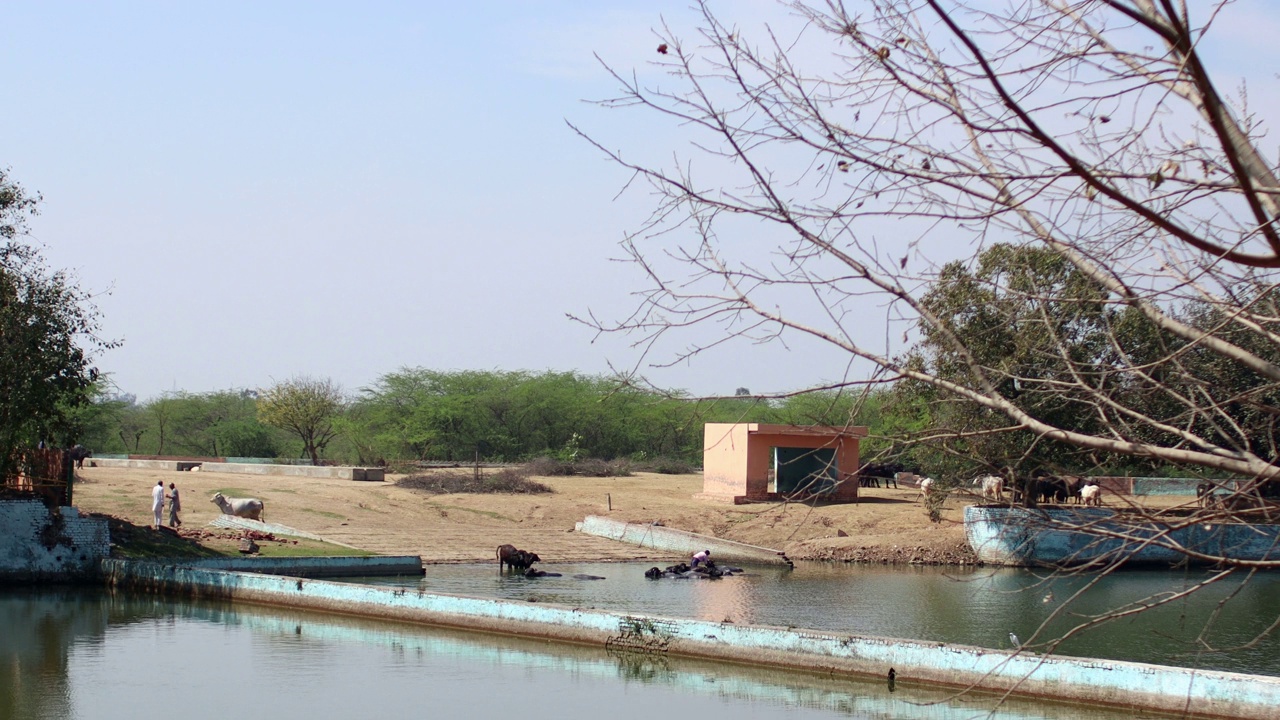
xmin=859 ymin=462 xmax=907 ymax=489
xmin=496 ymin=544 xmax=541 ymax=572
xmin=69 ymin=444 xmax=92 ymax=469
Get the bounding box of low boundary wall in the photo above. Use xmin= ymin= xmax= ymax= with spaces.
xmin=0 ymin=500 xmax=110 ymax=583
xmin=101 ymin=560 xmax=1280 ymax=719
xmin=88 ymin=458 xmax=384 ymax=481
xmin=575 ymin=515 xmax=791 ymax=566
xmin=177 ymin=555 xmax=423 ymax=578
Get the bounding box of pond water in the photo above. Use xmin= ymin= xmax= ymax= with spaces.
xmin=0 ymin=589 xmax=1179 ymax=720
xmin=349 ymin=561 xmax=1280 ymax=677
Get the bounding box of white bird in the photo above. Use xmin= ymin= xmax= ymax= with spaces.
xmin=1009 ymin=632 xmax=1021 ymax=648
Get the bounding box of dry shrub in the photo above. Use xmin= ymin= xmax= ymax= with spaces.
xmin=636 ymin=456 xmax=697 ymax=475
xmin=575 ymin=458 xmax=632 ymax=477
xmin=525 ymin=456 xmax=576 ymax=476
xmin=524 ymin=456 xmax=632 ymax=477
xmin=397 ymin=469 xmax=552 ymax=494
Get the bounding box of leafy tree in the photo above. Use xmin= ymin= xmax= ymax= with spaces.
xmin=904 ymin=244 xmax=1126 ymax=477
xmin=258 ymin=376 xmax=344 ymax=464
xmin=0 ymin=170 xmax=110 ymax=479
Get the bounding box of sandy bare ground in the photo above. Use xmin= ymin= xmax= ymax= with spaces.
xmin=73 ymin=466 xmax=986 ymax=564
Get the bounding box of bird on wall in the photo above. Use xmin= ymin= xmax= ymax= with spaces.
xmin=1009 ymin=632 xmax=1021 ymax=649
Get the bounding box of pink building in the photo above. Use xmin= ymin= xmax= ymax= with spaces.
xmin=698 ymin=423 xmax=868 ymax=504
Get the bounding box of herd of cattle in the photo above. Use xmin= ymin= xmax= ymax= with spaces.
xmin=870 ymin=468 xmax=1106 ymax=507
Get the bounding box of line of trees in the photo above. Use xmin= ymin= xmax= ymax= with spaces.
xmin=78 ymin=369 xmax=902 ymax=466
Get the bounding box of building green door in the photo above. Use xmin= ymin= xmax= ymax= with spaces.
xmin=773 ymin=447 xmax=838 ymax=495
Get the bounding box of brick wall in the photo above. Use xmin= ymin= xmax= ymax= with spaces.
xmin=0 ymin=499 xmax=109 ymax=582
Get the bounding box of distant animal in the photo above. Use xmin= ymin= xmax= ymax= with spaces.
xmin=918 ymin=477 xmax=935 ymax=501
xmin=1060 ymin=475 xmax=1085 ymax=503
xmin=860 ymin=462 xmax=905 ymax=489
xmin=69 ymin=444 xmax=92 ymax=469
xmin=524 ymin=568 xmax=561 ymax=578
xmin=1009 ymin=632 xmax=1021 ymax=649
xmin=496 ymin=544 xmax=540 ymax=572
xmin=1037 ymin=475 xmax=1069 ymax=504
xmin=1196 ymin=482 xmax=1217 ymax=508
xmin=210 ymin=492 xmax=264 ymax=521
xmin=1080 ymin=484 xmax=1102 ymax=507
xmin=973 ymin=475 xmax=1004 ymax=502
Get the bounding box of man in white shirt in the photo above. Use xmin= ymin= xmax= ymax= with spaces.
xmin=691 ymin=549 xmax=711 ymax=568
xmin=151 ymin=481 xmax=165 ymax=529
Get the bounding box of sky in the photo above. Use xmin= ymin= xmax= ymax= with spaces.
xmin=2 ymin=1 xmax=1277 ymax=403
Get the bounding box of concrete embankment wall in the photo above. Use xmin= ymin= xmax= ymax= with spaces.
xmin=178 ymin=555 xmax=423 ymax=578
xmin=575 ymin=515 xmax=791 ymax=566
xmin=88 ymin=458 xmax=384 ymax=481
xmin=101 ymin=560 xmax=1280 ymax=718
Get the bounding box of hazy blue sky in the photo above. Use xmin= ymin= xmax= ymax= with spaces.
xmin=3 ymin=1 xmax=1275 ymax=402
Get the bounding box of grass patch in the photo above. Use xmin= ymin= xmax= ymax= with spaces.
xmin=231 ymin=539 xmax=374 ymax=557
xmin=398 ymin=467 xmax=552 ymax=494
xmin=299 ymin=507 xmax=346 ymax=520
xmin=212 ymin=487 xmax=259 ymax=498
xmin=100 ymin=514 xmax=374 ymax=559
xmin=424 ymin=502 xmax=517 ymax=522
xmin=100 ymin=514 xmax=224 ymax=560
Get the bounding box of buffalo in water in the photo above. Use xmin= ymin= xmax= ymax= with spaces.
xmin=496 ymin=544 xmax=541 ymax=572
xmin=644 ymin=560 xmax=745 ymax=580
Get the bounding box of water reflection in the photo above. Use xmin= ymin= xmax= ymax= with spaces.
xmin=352 ymin=562 xmax=1280 ymax=676
xmin=0 ymin=589 xmax=1175 ymax=720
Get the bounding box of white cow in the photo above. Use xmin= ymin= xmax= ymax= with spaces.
xmin=210 ymin=492 xmax=265 ymax=521
xmin=1080 ymin=484 xmax=1102 ymax=507
xmin=918 ymin=477 xmax=935 ymax=502
xmin=973 ymin=475 xmax=1004 ymax=502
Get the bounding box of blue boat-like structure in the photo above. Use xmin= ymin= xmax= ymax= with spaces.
xmin=965 ymin=505 xmax=1280 ymax=567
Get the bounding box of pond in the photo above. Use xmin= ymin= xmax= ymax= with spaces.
xmin=348 ymin=561 xmax=1280 ymax=676
xmin=0 ymin=588 xmax=1181 ymax=720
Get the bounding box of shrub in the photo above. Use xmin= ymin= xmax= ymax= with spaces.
xmin=524 ymin=456 xmax=633 ymax=477
xmin=396 ymin=469 xmax=552 ymax=494
xmin=636 ymin=456 xmax=697 ymax=475
xmin=574 ymin=458 xmax=633 ymax=477
xmin=525 ymin=456 xmax=576 ymax=476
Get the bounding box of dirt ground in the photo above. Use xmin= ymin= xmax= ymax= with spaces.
xmin=72 ymin=466 xmax=996 ymax=565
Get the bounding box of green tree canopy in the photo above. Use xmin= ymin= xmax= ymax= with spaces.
xmin=0 ymin=170 xmax=110 ymax=479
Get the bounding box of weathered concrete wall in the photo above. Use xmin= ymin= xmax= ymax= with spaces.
xmin=198 ymin=462 xmax=384 ymax=481
xmin=88 ymin=458 xmax=181 ymax=471
xmin=575 ymin=515 xmax=790 ymax=566
xmin=88 ymin=458 xmax=384 ymax=481
xmin=0 ymin=500 xmax=109 ymax=582
xmin=101 ymin=560 xmax=1280 ymax=719
xmin=179 ymin=555 xmax=423 ymax=578
xmin=965 ymin=505 xmax=1280 ymax=567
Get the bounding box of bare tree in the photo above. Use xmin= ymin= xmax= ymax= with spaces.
xmin=258 ymin=376 xmax=344 ymax=465
xmin=580 ymin=2 xmax=1279 ymax=513
xmin=576 ymin=0 xmax=1280 ymax=680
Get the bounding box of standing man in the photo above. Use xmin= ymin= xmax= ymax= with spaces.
xmin=167 ymin=482 xmax=182 ymax=528
xmin=151 ymin=481 xmax=165 ymax=529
